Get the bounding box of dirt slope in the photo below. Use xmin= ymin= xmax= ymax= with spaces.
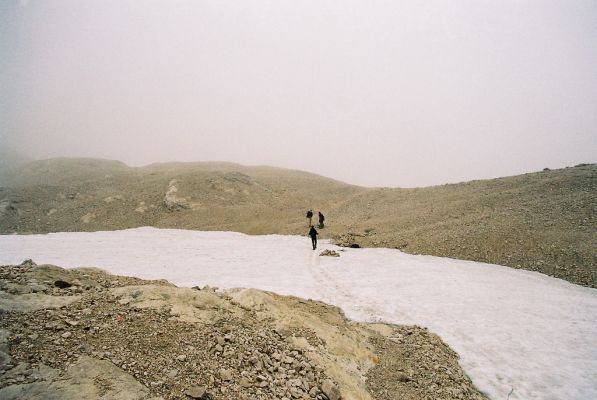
xmin=0 ymin=158 xmax=595 ymax=287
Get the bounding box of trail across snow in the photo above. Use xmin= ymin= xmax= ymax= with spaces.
xmin=1 ymin=227 xmax=596 ymax=400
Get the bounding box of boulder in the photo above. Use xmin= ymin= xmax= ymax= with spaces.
xmin=321 ymin=379 xmax=341 ymax=400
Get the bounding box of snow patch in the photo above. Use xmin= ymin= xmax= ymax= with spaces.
xmin=0 ymin=227 xmax=596 ymax=400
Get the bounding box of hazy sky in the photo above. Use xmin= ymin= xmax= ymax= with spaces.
xmin=1 ymin=0 xmax=596 ymax=187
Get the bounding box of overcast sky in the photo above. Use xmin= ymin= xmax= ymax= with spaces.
xmin=1 ymin=0 xmax=596 ymax=187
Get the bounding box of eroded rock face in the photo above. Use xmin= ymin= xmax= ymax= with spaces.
xmin=163 ymin=179 xmax=189 ymax=210
xmin=0 ymin=356 xmax=160 ymax=400
xmin=0 ymin=292 xmax=80 ymax=312
xmin=0 ymin=264 xmax=486 ymax=400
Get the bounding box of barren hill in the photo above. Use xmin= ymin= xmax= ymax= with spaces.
xmin=0 ymin=158 xmax=595 ymax=287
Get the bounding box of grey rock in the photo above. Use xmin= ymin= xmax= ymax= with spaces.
xmin=321 ymin=379 xmax=341 ymax=400
xmin=78 ymin=344 xmax=92 ymax=353
xmin=219 ymin=368 xmax=232 ymax=381
xmin=0 ymin=356 xmax=159 ymax=399
xmin=167 ymin=369 xmax=179 ymax=379
xmin=290 ymin=387 xmax=304 ymax=398
xmin=396 ymin=372 xmax=411 ymax=382
xmin=0 ymin=351 xmax=13 ymax=371
xmin=28 ymin=283 xmax=48 ymax=293
xmin=184 ymin=385 xmax=208 ymax=398
xmin=283 ymin=356 xmax=294 ymax=364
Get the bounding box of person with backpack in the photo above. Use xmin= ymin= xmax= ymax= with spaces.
xmin=306 ymin=210 xmax=313 ymax=226
xmin=308 ymin=225 xmax=318 ymax=250
xmin=318 ymin=211 xmax=325 ymax=228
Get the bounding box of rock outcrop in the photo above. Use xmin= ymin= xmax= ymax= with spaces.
xmin=163 ymin=180 xmax=190 ymax=211
xmin=0 ymin=263 xmax=487 ymax=400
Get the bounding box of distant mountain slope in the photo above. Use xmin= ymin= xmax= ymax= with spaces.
xmin=0 ymin=148 xmax=32 ymax=186
xmin=330 ymin=165 xmax=597 ymax=288
xmin=0 ymin=158 xmax=595 ymax=287
xmin=3 ymin=157 xmax=129 ymax=186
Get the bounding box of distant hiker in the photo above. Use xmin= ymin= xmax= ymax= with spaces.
xmin=308 ymin=225 xmax=318 ymax=250
xmin=318 ymin=211 xmax=325 ymax=229
xmin=306 ymin=210 xmax=313 ymax=226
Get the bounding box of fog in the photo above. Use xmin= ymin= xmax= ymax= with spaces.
xmin=1 ymin=0 xmax=596 ymax=187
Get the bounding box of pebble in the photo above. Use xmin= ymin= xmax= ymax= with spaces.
xmin=397 ymin=372 xmax=411 ymax=382
xmin=166 ymin=369 xmax=178 ymax=379
xmin=219 ymin=368 xmax=233 ymax=381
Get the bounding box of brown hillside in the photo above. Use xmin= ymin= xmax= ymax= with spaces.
xmin=0 ymin=159 xmax=595 ymax=287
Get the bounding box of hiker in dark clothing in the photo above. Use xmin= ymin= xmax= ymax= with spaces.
xmin=318 ymin=212 xmax=325 ymax=229
xmin=308 ymin=225 xmax=318 ymax=250
xmin=306 ymin=210 xmax=313 ymax=226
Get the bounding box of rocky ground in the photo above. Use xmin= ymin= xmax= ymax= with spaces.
xmin=1 ymin=159 xmax=595 ymax=288
xmin=0 ymin=261 xmax=486 ymax=400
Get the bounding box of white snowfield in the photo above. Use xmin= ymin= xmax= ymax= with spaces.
xmin=0 ymin=227 xmax=596 ymax=400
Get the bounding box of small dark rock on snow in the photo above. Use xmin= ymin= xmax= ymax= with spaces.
xmin=319 ymin=250 xmax=340 ymax=257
